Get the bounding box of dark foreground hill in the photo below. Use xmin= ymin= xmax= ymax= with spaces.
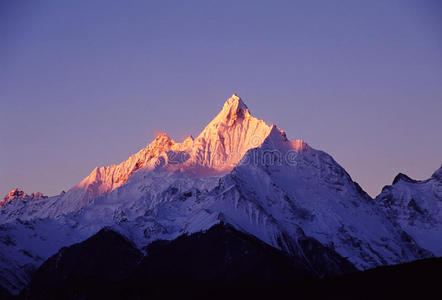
xmin=0 ymin=224 xmax=437 ymax=299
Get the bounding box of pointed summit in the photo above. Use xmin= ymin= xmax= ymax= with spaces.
xmin=65 ymin=94 xmax=281 ymax=201
xmin=213 ymin=94 xmax=250 ymax=125
xmin=192 ymin=94 xmax=273 ymax=170
xmin=224 ymin=93 xmax=248 ymax=111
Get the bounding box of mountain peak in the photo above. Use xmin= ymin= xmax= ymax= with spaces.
xmin=150 ymin=132 xmax=175 ymax=149
xmin=224 ymin=93 xmax=247 ymax=110
xmin=215 ymin=94 xmax=250 ymax=125
xmin=62 ymin=94 xmax=275 ymax=201
xmin=2 ymin=188 xmax=26 ymax=205
xmin=153 ymin=131 xmax=172 ymax=141
xmin=1 ymin=188 xmax=47 ymax=207
xmin=392 ymin=173 xmax=419 ymax=185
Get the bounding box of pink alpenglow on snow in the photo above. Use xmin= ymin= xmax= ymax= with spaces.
xmin=59 ymin=94 xmax=309 ymax=204
xmin=0 ymin=93 xmax=440 ymax=296
xmin=0 ymin=94 xmax=310 ymax=215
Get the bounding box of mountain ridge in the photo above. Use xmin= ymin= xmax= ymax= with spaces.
xmin=0 ymin=94 xmax=439 ymax=295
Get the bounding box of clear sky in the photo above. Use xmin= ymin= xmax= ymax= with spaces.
xmin=1 ymin=0 xmax=441 ymax=198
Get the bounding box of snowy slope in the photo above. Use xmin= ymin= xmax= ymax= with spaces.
xmin=375 ymin=166 xmax=442 ymax=255
xmin=0 ymin=94 xmax=436 ymax=294
xmin=0 ymin=94 xmax=271 ymax=223
xmin=207 ymin=126 xmax=429 ymax=269
xmin=0 ymin=218 xmax=90 ymax=294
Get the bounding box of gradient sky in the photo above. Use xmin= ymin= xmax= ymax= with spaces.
xmin=1 ymin=0 xmax=441 ymax=198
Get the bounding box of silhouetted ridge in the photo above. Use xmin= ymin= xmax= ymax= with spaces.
xmin=392 ymin=173 xmax=419 ymax=184
xmin=23 ymin=224 xmax=357 ymax=299
xmin=21 ymin=226 xmax=442 ymax=300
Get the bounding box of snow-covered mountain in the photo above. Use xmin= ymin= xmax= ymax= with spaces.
xmin=0 ymin=94 xmax=438 ymax=294
xmin=376 ymin=166 xmax=442 ymax=256
xmin=0 ymin=94 xmax=270 ymax=223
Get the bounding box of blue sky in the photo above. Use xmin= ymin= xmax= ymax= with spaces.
xmin=1 ymin=0 xmax=441 ymax=197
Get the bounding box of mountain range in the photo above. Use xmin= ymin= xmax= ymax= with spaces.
xmin=1 ymin=94 xmax=441 ymax=297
